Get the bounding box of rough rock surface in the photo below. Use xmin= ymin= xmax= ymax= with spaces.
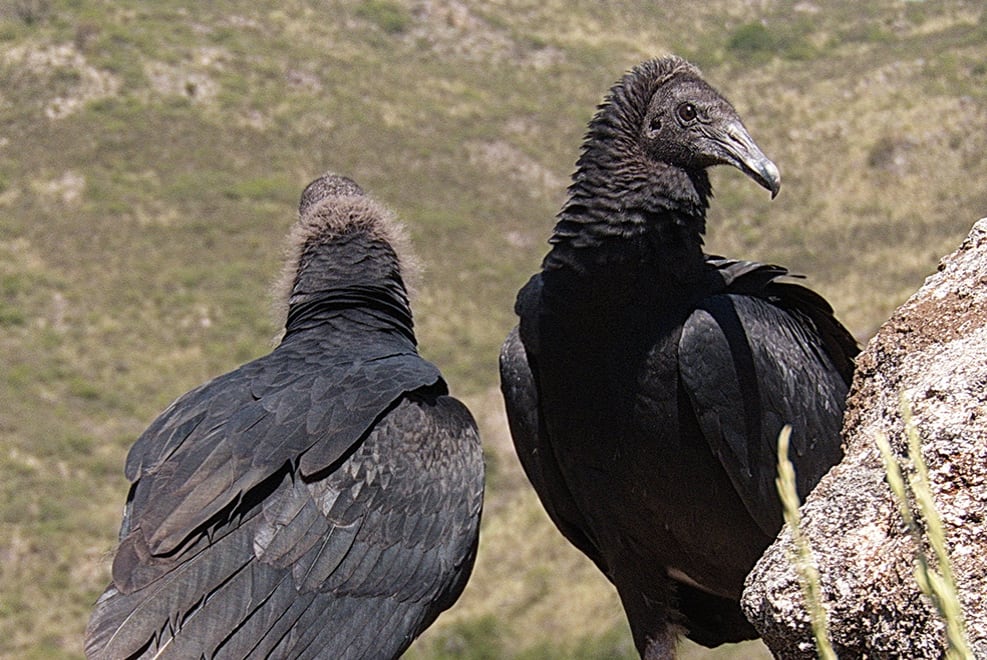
xmin=742 ymin=218 xmax=987 ymax=658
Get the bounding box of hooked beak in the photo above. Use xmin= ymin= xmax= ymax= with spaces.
xmin=712 ymin=121 xmax=781 ymax=198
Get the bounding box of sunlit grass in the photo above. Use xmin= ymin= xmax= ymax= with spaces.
xmin=774 ymin=398 xmax=974 ymax=659
xmin=776 ymin=426 xmax=837 ymax=660
xmin=1 ymin=1 xmax=985 ymax=657
xmin=875 ymin=397 xmax=973 ymax=659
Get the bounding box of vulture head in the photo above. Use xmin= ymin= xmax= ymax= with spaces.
xmin=273 ymin=172 xmax=419 ymax=328
xmin=573 ymin=56 xmax=780 ymax=218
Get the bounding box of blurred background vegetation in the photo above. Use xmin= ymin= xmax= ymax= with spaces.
xmin=1 ymin=0 xmax=985 ymax=657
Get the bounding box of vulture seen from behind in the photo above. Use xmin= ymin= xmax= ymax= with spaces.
xmin=499 ymin=56 xmax=858 ymax=658
xmin=86 ymin=173 xmax=484 ymax=660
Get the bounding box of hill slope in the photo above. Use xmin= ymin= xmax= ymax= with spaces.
xmin=1 ymin=1 xmax=985 ymax=657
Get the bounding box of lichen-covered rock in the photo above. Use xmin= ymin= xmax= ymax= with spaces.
xmin=742 ymin=218 xmax=987 ymax=659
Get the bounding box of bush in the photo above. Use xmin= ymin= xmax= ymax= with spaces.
xmin=728 ymin=22 xmax=778 ymax=55
xmin=727 ymin=21 xmax=816 ymax=62
xmin=355 ymin=0 xmax=412 ymax=35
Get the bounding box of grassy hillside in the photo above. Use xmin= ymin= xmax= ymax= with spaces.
xmin=1 ymin=1 xmax=985 ymax=657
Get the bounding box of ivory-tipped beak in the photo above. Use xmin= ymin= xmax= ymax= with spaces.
xmin=718 ymin=121 xmax=781 ymax=198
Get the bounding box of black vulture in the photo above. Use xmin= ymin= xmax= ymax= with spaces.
xmin=499 ymin=56 xmax=858 ymax=658
xmin=86 ymin=173 xmax=484 ymax=659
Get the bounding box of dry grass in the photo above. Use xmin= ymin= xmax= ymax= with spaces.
xmin=1 ymin=1 xmax=985 ymax=657
xmin=875 ymin=398 xmax=974 ymax=660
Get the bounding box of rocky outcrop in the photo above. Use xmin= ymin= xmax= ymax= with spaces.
xmin=742 ymin=218 xmax=987 ymax=658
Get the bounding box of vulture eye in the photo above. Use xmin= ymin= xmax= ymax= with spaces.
xmin=677 ymin=102 xmax=698 ymax=123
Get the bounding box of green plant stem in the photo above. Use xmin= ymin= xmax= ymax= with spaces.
xmin=898 ymin=398 xmax=973 ymax=660
xmin=776 ymin=425 xmax=837 ymax=660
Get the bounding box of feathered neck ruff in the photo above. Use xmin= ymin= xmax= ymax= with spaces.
xmin=550 ymin=56 xmax=711 ymax=256
xmin=273 ymin=185 xmax=421 ymax=342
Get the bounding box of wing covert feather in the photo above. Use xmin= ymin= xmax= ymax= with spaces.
xmin=88 ymin=392 xmax=482 ymax=660
xmin=120 ymin=340 xmax=441 ymax=557
xmin=500 ymin=324 xmax=607 ymax=573
xmin=679 ymin=293 xmax=849 ymax=535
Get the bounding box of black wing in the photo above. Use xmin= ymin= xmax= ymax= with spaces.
xmin=119 ymin=335 xmax=441 ymax=560
xmin=678 ymin=266 xmax=857 ymax=536
xmin=499 ymin=278 xmax=608 ymax=575
xmin=86 ymin=391 xmax=482 ymax=660
xmin=86 ymin=325 xmax=482 ymax=659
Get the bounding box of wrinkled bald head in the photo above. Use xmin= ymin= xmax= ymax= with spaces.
xmin=576 ymin=56 xmax=779 ymax=204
